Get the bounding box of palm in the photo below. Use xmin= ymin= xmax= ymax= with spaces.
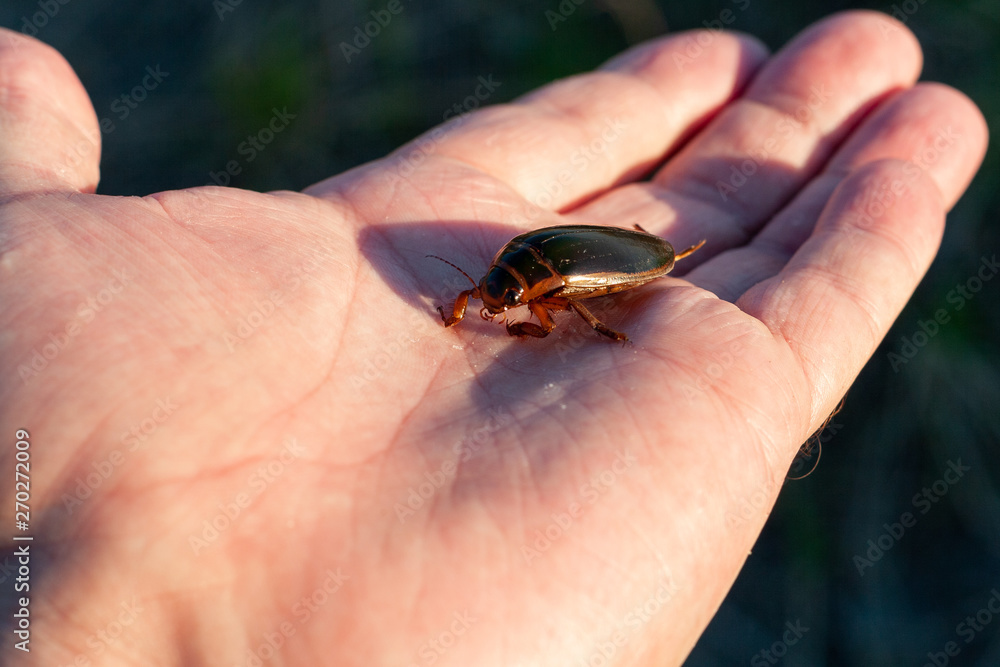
xmin=1 ymin=12 xmax=986 ymax=667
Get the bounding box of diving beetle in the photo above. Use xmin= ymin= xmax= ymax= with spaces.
xmin=431 ymin=224 xmax=705 ymax=342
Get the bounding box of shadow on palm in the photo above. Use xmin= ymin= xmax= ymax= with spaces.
xmin=355 ymin=155 xmax=798 ymax=421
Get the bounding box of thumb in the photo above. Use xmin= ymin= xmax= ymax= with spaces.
xmin=0 ymin=30 xmax=100 ymax=198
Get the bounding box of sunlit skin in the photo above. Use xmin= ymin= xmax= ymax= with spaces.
xmin=0 ymin=11 xmax=987 ymax=666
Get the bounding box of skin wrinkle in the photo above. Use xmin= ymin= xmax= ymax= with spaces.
xmin=524 ymin=67 xmax=681 ymax=173
xmin=694 ymin=134 xmax=951 ymax=307
xmin=528 ymin=392 xmax=624 ymax=502
xmin=747 ymin=235 xmax=804 ymax=269
xmin=839 ymin=173 xmax=943 ymax=277
xmin=664 ymin=78 xmax=912 ymax=244
xmin=138 ymin=197 xmax=350 ymax=471
xmin=799 ymin=234 xmax=900 ymax=326
xmin=523 ymin=71 xmax=627 ymax=120
xmin=748 ymin=323 xmax=813 ymax=433
xmin=0 ymin=86 xmax=98 ymax=196
xmin=712 ymin=370 xmax=785 ymax=472
xmin=659 ymin=154 xmax=779 ymax=241
xmin=0 ymin=165 xmax=89 ymax=202
xmin=519 ymin=401 xmax=578 ymax=496
xmin=420 ymin=104 xmax=544 ymax=185
xmin=746 ymin=374 xmax=802 ymax=467
xmin=605 ymin=32 xmax=767 ymax=116
xmin=401 ymin=154 xmax=510 ymax=222
xmin=520 ymin=92 xmax=630 ymax=197
xmin=139 ymin=194 xmax=233 ymax=290
xmin=127 ymin=197 xmax=256 ymax=316
xmin=744 ymin=91 xmax=834 ymax=143
xmin=643 ymin=180 xmax=750 ymax=247
xmin=770 ymin=264 xmax=879 ymax=416
xmin=803 ymin=262 xmax=885 ymax=346
xmin=603 ymin=69 xmax=681 ymax=147
xmin=43 ymin=365 xmax=167 ymax=511
xmin=446 ymin=380 xmax=510 ymax=499
xmin=754 ymin=175 xmax=843 ymax=250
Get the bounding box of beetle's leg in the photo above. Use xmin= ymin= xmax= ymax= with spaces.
xmin=506 ymin=302 xmax=557 ymax=338
xmin=567 ymin=300 xmax=630 ymax=342
xmin=535 ymin=296 xmax=570 ymax=312
xmin=506 ymin=320 xmax=547 ymax=338
xmin=437 ymin=289 xmax=472 ymax=328
xmin=675 ymin=239 xmax=706 ymax=260
xmin=633 ymin=223 xmax=649 ymax=233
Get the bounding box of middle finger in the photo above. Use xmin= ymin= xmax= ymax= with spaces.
xmin=568 ymin=11 xmax=922 ymax=254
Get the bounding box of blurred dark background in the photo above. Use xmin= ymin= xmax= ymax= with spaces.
xmin=2 ymin=0 xmax=996 ymax=664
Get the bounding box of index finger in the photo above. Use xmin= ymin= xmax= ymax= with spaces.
xmin=307 ymin=30 xmax=768 ymax=209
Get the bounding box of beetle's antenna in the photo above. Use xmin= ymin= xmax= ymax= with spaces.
xmin=426 ymin=255 xmax=478 ymax=289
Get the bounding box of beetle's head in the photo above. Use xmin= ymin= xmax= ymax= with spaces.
xmin=479 ymin=266 xmax=524 ymax=316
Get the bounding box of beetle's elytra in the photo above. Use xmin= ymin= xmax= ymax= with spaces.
xmin=431 ymin=224 xmax=705 ymax=342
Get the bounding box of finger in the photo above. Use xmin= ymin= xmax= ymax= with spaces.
xmin=690 ymin=83 xmax=988 ymax=300
xmin=306 ymin=30 xmax=768 ymax=208
xmin=737 ymin=159 xmax=947 ymax=425
xmin=0 ymin=30 xmax=101 ymax=198
xmin=570 ymin=11 xmax=922 ymax=249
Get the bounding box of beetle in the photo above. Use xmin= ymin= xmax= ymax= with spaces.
xmin=430 ymin=224 xmax=705 ymax=342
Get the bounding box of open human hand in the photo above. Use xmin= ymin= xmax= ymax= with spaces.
xmin=0 ymin=11 xmax=986 ymax=666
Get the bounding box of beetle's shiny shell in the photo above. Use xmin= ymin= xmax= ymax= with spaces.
xmin=492 ymin=225 xmax=677 ymax=299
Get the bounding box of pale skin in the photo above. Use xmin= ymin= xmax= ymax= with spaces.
xmin=0 ymin=11 xmax=988 ymax=666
